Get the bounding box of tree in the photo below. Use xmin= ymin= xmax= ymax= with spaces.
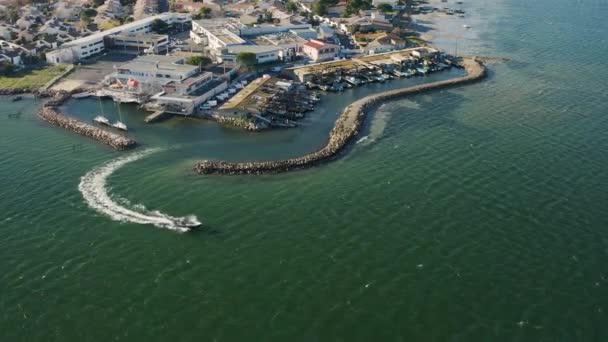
xmin=236 ymin=52 xmax=257 ymax=69
xmin=377 ymin=3 xmax=393 ymax=13
xmin=91 ymin=0 xmax=105 ymax=7
xmin=313 ymin=1 xmax=327 ymax=16
xmin=193 ymin=6 xmax=212 ymax=20
xmin=201 ymin=7 xmax=212 ymax=18
xmin=151 ymin=19 xmax=169 ymax=34
xmin=80 ymin=9 xmax=96 ymax=24
xmin=286 ymin=1 xmax=298 ymax=13
xmin=349 ymin=24 xmax=360 ymax=34
xmin=264 ymin=9 xmax=273 ymax=23
xmin=344 ymin=0 xmax=372 ymax=16
xmin=185 ymin=55 xmax=212 ymax=67
xmin=124 ymin=16 xmax=134 ymax=23
xmin=0 ymin=61 xmax=15 ymax=76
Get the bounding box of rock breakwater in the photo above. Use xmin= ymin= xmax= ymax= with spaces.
xmin=195 ymin=58 xmax=487 ymax=175
xmin=38 ymin=91 xmax=136 ymax=150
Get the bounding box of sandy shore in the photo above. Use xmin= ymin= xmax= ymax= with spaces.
xmin=411 ymin=0 xmax=480 ymax=55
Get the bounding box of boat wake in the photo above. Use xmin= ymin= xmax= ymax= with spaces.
xmin=78 ymin=149 xmax=201 ymax=232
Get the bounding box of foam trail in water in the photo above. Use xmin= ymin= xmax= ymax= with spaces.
xmin=78 ymin=149 xmax=200 ymax=232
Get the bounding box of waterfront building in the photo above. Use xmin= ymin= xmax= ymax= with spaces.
xmin=103 ymin=54 xmax=227 ymax=114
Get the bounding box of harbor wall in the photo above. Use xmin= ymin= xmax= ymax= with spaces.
xmin=38 ymin=91 xmax=137 ymax=151
xmin=194 ymin=58 xmax=487 ymax=175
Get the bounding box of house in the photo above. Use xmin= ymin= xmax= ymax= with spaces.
xmin=95 ymin=0 xmax=124 ymax=23
xmin=317 ymin=24 xmax=335 ymax=39
xmin=0 ymin=49 xmax=23 ymax=66
xmin=39 ymin=18 xmax=74 ymax=35
xmin=0 ymin=24 xmax=18 ymax=40
xmin=16 ymin=16 xmax=39 ymax=30
xmin=36 ymin=34 xmax=60 ymax=49
xmin=301 ymin=39 xmax=338 ymax=62
xmin=364 ymin=32 xmax=406 ymax=54
xmin=225 ymin=2 xmax=256 ymax=15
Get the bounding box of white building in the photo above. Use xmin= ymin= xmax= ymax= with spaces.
xmin=190 ymin=19 xmax=246 ymax=53
xmin=45 ymin=13 xmax=191 ymax=64
xmin=301 ymin=40 xmax=338 ymax=62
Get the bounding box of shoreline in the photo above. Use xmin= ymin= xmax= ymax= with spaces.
xmin=194 ymin=57 xmax=486 ymax=175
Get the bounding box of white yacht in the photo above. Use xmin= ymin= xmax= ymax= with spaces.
xmin=94 ymin=116 xmax=110 ymax=125
xmin=112 ymin=121 xmax=128 ymax=131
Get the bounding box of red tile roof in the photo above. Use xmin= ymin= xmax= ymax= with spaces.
xmin=303 ymin=40 xmax=325 ymax=49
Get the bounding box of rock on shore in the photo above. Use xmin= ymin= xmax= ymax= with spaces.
xmin=194 ymin=58 xmax=486 ymax=175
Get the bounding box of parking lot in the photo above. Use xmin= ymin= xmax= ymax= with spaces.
xmin=52 ymin=53 xmax=136 ymax=92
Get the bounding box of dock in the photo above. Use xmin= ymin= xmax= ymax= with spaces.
xmin=145 ymin=111 xmax=168 ymax=123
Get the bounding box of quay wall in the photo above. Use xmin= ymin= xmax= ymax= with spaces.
xmin=38 ymin=91 xmax=137 ymax=151
xmin=194 ymin=58 xmax=487 ymax=175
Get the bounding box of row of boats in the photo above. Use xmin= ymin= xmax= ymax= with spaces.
xmin=72 ymin=91 xmax=129 ymax=131
xmin=307 ymin=62 xmax=453 ymax=92
xmin=93 ymin=115 xmax=128 ymax=131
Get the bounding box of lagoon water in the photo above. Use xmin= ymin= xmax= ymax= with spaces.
xmin=2 ymin=0 xmax=608 ymax=340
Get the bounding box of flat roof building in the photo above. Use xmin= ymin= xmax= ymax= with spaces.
xmin=46 ymin=12 xmax=191 ymax=64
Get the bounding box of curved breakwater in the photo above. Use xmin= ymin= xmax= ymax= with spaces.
xmin=38 ymin=91 xmax=136 ymax=151
xmin=194 ymin=58 xmax=487 ymax=175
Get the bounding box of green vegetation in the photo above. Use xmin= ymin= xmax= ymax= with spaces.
xmin=151 ymin=19 xmax=169 ymax=34
xmin=236 ymin=52 xmax=257 ymax=69
xmin=344 ymin=0 xmax=373 ymax=16
xmin=193 ymin=7 xmax=212 ymax=20
xmin=185 ymin=55 xmax=212 ymax=67
xmin=0 ymin=65 xmax=67 ymax=90
xmin=286 ymin=1 xmax=299 ymax=13
xmin=99 ymin=20 xmax=121 ymax=30
xmin=377 ymin=3 xmax=393 ymax=13
xmin=257 ymin=9 xmax=274 ymax=24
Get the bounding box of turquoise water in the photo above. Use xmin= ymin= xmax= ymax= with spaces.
xmin=2 ymin=0 xmax=608 ymax=340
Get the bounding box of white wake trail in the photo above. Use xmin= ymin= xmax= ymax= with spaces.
xmin=78 ymin=149 xmax=201 ymax=232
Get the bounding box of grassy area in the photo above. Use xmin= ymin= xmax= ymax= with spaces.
xmin=0 ymin=65 xmax=68 ymax=90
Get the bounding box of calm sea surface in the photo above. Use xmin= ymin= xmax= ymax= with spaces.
xmin=2 ymin=0 xmax=608 ymax=340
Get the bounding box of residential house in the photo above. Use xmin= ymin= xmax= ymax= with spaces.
xmin=301 ymin=39 xmax=338 ymax=62
xmin=225 ymin=2 xmax=257 ymax=15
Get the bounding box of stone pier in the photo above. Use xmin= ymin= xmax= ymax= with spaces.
xmin=38 ymin=91 xmax=137 ymax=150
xmin=194 ymin=58 xmax=487 ymax=175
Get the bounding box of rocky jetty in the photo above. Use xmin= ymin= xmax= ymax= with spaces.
xmin=38 ymin=91 xmax=136 ymax=151
xmin=213 ymin=115 xmax=265 ymax=131
xmin=194 ymin=58 xmax=486 ymax=175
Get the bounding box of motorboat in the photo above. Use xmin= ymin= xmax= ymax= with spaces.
xmin=11 ymin=96 xmax=22 ymax=102
xmin=94 ymin=115 xmax=110 ymax=125
xmin=72 ymin=92 xmax=92 ymax=99
xmin=463 ymin=24 xmax=471 ymax=28
xmin=112 ymin=121 xmax=128 ymax=131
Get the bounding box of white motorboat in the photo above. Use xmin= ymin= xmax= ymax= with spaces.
xmin=463 ymin=24 xmax=471 ymax=28
xmin=94 ymin=115 xmax=110 ymax=125
xmin=73 ymin=92 xmax=92 ymax=99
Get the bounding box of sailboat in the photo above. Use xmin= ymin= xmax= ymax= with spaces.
xmin=94 ymin=96 xmax=111 ymax=126
xmin=112 ymin=102 xmax=128 ymax=131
